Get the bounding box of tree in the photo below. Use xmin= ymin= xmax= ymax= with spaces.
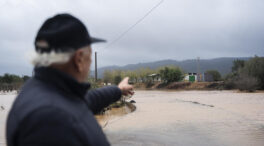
xmin=1 ymin=74 xmax=23 ymax=83
xmin=232 ymin=59 xmax=245 ymax=73
xmin=22 ymin=75 xmax=30 ymax=82
xmin=112 ymin=70 xmax=122 ymax=85
xmin=159 ymin=66 xmax=183 ymax=83
xmin=240 ymin=56 xmax=264 ymax=89
xmin=114 ymin=75 xmax=121 ymax=85
xmin=206 ymin=70 xmax=221 ymax=81
xmin=136 ymin=68 xmax=146 ymax=82
xmin=235 ymin=73 xmax=258 ymax=92
xmin=0 ymin=73 xmax=24 ymax=91
xmin=103 ymin=70 xmax=113 ymax=84
xmin=225 ymin=56 xmax=264 ymax=90
xmin=123 ymin=70 xmax=137 ymax=83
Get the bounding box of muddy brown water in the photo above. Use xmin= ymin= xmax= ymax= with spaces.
xmin=1 ymin=90 xmax=264 ymax=146
xmin=101 ymin=90 xmax=264 ymax=146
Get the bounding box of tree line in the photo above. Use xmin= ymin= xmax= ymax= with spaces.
xmin=102 ymin=65 xmax=222 ymax=85
xmin=103 ymin=66 xmax=185 ymax=85
xmin=102 ymin=56 xmax=264 ymax=92
xmin=224 ymin=56 xmax=264 ymax=91
xmin=2 ymin=56 xmax=261 ymax=92
xmin=0 ymin=74 xmax=30 ymax=92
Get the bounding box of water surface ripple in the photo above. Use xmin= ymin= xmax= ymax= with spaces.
xmin=104 ymin=90 xmax=264 ymax=146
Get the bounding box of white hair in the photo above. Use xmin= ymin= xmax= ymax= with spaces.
xmin=32 ymin=50 xmax=74 ymax=67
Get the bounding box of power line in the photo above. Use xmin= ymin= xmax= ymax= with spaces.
xmin=104 ymin=0 xmax=165 ymax=49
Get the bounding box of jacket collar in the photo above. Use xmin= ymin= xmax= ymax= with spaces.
xmin=34 ymin=67 xmax=90 ymax=98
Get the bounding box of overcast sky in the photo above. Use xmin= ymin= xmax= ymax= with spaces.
xmin=0 ymin=0 xmax=264 ymax=75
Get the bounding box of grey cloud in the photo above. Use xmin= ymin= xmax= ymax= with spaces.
xmin=0 ymin=0 xmax=264 ymax=75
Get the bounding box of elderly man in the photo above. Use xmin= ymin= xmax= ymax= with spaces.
xmin=6 ymin=14 xmax=133 ymax=146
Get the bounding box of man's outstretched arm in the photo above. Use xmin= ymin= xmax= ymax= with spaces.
xmin=85 ymin=77 xmax=134 ymax=114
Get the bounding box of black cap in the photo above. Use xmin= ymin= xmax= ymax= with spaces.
xmin=35 ymin=13 xmax=106 ymax=53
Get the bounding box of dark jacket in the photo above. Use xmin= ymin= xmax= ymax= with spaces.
xmin=6 ymin=67 xmax=122 ymax=146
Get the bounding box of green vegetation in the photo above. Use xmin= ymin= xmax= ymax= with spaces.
xmin=224 ymin=56 xmax=264 ymax=91
xmin=0 ymin=74 xmax=30 ymax=91
xmin=102 ymin=66 xmax=184 ymax=85
xmin=0 ymin=73 xmax=101 ymax=91
xmin=205 ymin=70 xmax=222 ymax=81
xmin=232 ymin=59 xmax=245 ymax=73
xmin=2 ymin=57 xmax=263 ymax=93
xmin=86 ymin=77 xmax=101 ymax=89
xmin=159 ymin=66 xmax=184 ymax=83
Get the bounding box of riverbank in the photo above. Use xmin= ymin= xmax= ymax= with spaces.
xmin=133 ymin=81 xmax=264 ymax=92
xmin=133 ymin=81 xmax=225 ymax=90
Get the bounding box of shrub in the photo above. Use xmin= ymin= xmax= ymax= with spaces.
xmin=205 ymin=70 xmax=222 ymax=81
xmin=223 ymin=79 xmax=236 ymax=90
xmin=235 ymin=73 xmax=259 ymax=92
xmin=232 ymin=59 xmax=245 ymax=73
xmin=159 ymin=66 xmax=183 ymax=83
xmin=241 ymin=56 xmax=264 ymax=89
xmin=114 ymin=75 xmax=122 ymax=85
xmin=145 ymin=80 xmax=154 ymax=88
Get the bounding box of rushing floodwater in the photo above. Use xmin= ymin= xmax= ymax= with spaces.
xmin=103 ymin=90 xmax=264 ymax=146
xmin=1 ymin=90 xmax=264 ymax=146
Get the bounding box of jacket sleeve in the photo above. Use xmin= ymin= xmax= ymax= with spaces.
xmin=85 ymin=86 xmax=122 ymax=114
xmin=17 ymin=107 xmax=85 ymax=146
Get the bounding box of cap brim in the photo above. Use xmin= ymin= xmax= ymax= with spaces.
xmin=90 ymin=37 xmax=107 ymax=43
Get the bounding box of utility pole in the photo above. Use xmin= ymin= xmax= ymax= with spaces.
xmin=95 ymin=52 xmax=98 ymax=82
xmin=197 ymin=57 xmax=200 ymax=82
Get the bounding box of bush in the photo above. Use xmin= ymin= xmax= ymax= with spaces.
xmin=0 ymin=73 xmax=25 ymax=91
xmin=241 ymin=56 xmax=264 ymax=89
xmin=224 ymin=57 xmax=264 ymax=91
xmin=156 ymin=82 xmax=168 ymax=88
xmin=159 ymin=66 xmax=183 ymax=83
xmin=145 ymin=80 xmax=154 ymax=88
xmin=86 ymin=77 xmax=100 ymax=89
xmin=223 ymin=79 xmax=236 ymax=90
xmin=114 ymin=75 xmax=122 ymax=85
xmin=103 ymin=70 xmax=113 ymax=84
xmin=205 ymin=70 xmax=221 ymax=81
xmin=232 ymin=59 xmax=245 ymax=73
xmin=235 ymin=73 xmax=259 ymax=92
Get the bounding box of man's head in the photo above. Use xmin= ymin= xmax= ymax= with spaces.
xmin=33 ymin=14 xmax=105 ymax=82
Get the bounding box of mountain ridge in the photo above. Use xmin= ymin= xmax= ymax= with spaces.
xmin=91 ymin=57 xmax=251 ymax=78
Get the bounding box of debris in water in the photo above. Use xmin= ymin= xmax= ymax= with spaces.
xmin=175 ymin=99 xmax=214 ymax=107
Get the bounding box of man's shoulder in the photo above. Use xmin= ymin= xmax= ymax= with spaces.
xmin=15 ymin=78 xmax=57 ymax=106
xmin=10 ymin=78 xmax=69 ymax=121
xmin=7 ymin=79 xmax=110 ymax=146
xmin=19 ymin=77 xmax=57 ymax=98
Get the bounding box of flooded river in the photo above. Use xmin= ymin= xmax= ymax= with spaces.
xmin=0 ymin=90 xmax=264 ymax=146
xmin=103 ymin=90 xmax=264 ymax=146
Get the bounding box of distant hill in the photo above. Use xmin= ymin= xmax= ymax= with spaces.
xmin=91 ymin=57 xmax=251 ymax=78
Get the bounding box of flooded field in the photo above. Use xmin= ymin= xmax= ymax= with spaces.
xmin=0 ymin=90 xmax=264 ymax=146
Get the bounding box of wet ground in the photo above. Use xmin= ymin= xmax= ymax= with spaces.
xmin=0 ymin=90 xmax=264 ymax=146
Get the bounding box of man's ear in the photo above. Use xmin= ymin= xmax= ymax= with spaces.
xmin=73 ymin=49 xmax=84 ymax=72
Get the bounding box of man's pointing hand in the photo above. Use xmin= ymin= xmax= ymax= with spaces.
xmin=118 ymin=77 xmax=134 ymax=96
